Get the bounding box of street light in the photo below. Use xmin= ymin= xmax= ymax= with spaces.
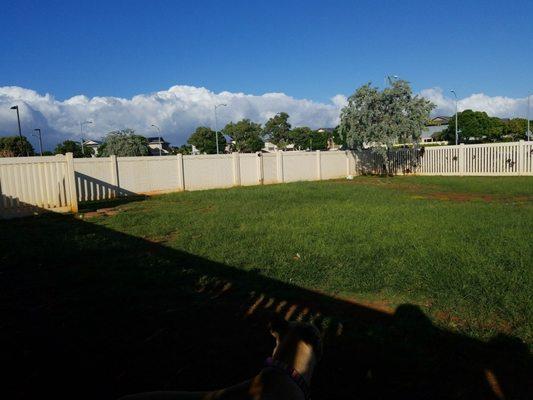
xmin=386 ymin=75 xmax=399 ymax=86
xmin=151 ymin=124 xmax=162 ymax=156
xmin=10 ymin=105 xmax=28 ymax=156
xmin=450 ymin=90 xmax=459 ymax=145
xmin=80 ymin=120 xmax=93 ymax=154
xmin=214 ymin=103 xmax=227 ymax=154
xmin=33 ymin=128 xmax=43 ymax=156
xmin=527 ymin=93 xmax=531 ymax=141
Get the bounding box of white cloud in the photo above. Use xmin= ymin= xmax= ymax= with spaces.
xmin=0 ymin=84 xmax=529 ymax=150
xmin=0 ymin=85 xmax=343 ymax=149
xmin=420 ymin=87 xmax=529 ymax=118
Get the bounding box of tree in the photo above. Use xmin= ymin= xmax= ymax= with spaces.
xmin=290 ymin=127 xmax=313 ymax=150
xmin=54 ymin=140 xmax=93 ymax=158
xmin=187 ymin=127 xmax=225 ymax=154
xmin=263 ymin=112 xmax=292 ymax=147
xmin=0 ymin=136 xmax=34 ymax=157
xmin=502 ymin=118 xmax=529 ymax=141
xmin=438 ymin=110 xmax=504 ymax=143
xmin=223 ymin=119 xmax=264 ymax=153
xmin=99 ymin=129 xmax=150 ymax=157
xmin=172 ymin=144 xmax=192 ymax=155
xmin=339 ymin=80 xmax=435 ymax=157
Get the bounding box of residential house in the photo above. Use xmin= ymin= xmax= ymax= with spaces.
xmin=147 ymin=136 xmax=171 ymax=155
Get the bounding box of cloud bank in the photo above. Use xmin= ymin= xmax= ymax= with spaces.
xmin=0 ymin=84 xmax=529 ymax=150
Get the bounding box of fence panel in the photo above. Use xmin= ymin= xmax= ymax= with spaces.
xmin=0 ymin=155 xmax=76 ymax=218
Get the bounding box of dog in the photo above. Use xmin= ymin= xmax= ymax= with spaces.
xmin=120 ymin=317 xmax=322 ymax=400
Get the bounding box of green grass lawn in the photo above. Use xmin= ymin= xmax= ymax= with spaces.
xmin=2 ymin=176 xmax=532 ymax=399
xmin=95 ymin=176 xmax=533 ymax=342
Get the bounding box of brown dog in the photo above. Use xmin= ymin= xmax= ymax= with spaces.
xmin=120 ymin=318 xmax=322 ymax=400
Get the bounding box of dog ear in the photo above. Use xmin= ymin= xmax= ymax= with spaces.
xmin=269 ymin=314 xmax=289 ymax=337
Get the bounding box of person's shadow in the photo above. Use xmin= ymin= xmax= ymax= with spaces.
xmin=1 ymin=212 xmax=530 ymax=399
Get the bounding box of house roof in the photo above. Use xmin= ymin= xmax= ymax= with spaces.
xmin=82 ymin=140 xmax=101 ymax=145
xmin=147 ymin=136 xmax=169 ymax=144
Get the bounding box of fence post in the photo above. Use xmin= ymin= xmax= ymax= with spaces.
xmin=518 ymin=140 xmax=525 ymax=175
xmin=276 ymin=150 xmax=284 ymax=183
xmin=459 ymin=143 xmax=465 ymax=175
xmin=109 ymin=155 xmax=118 ymax=197
xmin=232 ymin=152 xmax=241 ymax=186
xmin=65 ymin=152 xmax=78 ymax=213
xmin=316 ymin=150 xmax=322 ymax=180
xmin=256 ymin=152 xmax=264 ymax=184
xmin=177 ymin=154 xmax=185 ymax=190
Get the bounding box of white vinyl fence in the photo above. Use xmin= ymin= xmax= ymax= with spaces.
xmin=359 ymin=140 xmax=533 ymax=176
xmin=0 ymin=150 xmax=353 ymax=218
xmin=0 ymin=153 xmax=77 ymax=218
xmin=1 ymin=141 xmax=532 ymax=218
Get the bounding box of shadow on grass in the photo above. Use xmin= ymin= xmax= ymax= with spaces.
xmin=1 ymin=210 xmax=530 ymax=400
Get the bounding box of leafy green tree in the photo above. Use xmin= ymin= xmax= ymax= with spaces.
xmin=502 ymin=118 xmax=528 ymax=141
xmin=439 ymin=110 xmax=504 ymax=143
xmin=339 ymin=80 xmax=435 ymax=157
xmin=223 ymin=119 xmax=264 ymax=153
xmin=263 ymin=112 xmax=292 ymax=147
xmin=331 ymin=125 xmax=346 ymax=149
xmin=290 ymin=127 xmax=313 ymax=150
xmin=54 ymin=140 xmax=94 ymax=158
xmin=172 ymin=144 xmax=192 ymax=155
xmin=187 ymin=127 xmax=225 ymax=154
xmin=0 ymin=136 xmax=34 ymax=157
xmin=99 ymin=129 xmax=150 ymax=157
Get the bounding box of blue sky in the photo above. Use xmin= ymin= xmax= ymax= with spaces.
xmin=2 ymin=0 xmax=532 ymax=101
xmin=0 ymin=0 xmax=532 ymax=147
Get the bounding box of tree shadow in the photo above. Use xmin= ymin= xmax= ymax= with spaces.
xmin=1 ymin=211 xmax=530 ymax=399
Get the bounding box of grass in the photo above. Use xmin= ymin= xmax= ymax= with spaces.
xmin=95 ymin=176 xmax=533 ymax=342
xmin=2 ymin=176 xmax=532 ymax=399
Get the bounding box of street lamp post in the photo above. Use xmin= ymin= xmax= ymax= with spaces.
xmin=151 ymin=124 xmax=162 ymax=156
xmin=527 ymin=93 xmax=531 ymax=141
xmin=10 ymin=105 xmax=28 ymax=156
xmin=214 ymin=103 xmax=227 ymax=154
xmin=33 ymin=128 xmax=43 ymax=156
xmin=386 ymin=75 xmax=399 ymax=86
xmin=450 ymin=90 xmax=459 ymax=145
xmin=80 ymin=120 xmax=92 ymax=154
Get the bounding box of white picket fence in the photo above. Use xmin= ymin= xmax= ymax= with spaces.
xmin=1 ymin=141 xmax=532 ymax=218
xmin=360 ymin=140 xmax=533 ymax=176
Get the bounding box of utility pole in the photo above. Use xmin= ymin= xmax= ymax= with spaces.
xmin=10 ymin=105 xmax=28 ymax=156
xmin=450 ymin=90 xmax=459 ymax=145
xmin=33 ymin=128 xmax=43 ymax=156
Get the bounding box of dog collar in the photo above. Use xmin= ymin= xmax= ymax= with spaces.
xmin=264 ymin=357 xmax=311 ymax=400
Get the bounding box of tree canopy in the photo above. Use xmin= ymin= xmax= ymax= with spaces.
xmin=263 ymin=112 xmax=292 ymax=147
xmin=339 ymin=80 xmax=435 ymax=155
xmin=99 ymin=129 xmax=150 ymax=157
xmin=437 ymin=110 xmax=504 ymax=143
xmin=223 ymin=119 xmax=264 ymax=153
xmin=0 ymin=136 xmax=34 ymax=157
xmin=187 ymin=126 xmax=225 ymax=154
xmin=54 ymin=140 xmax=93 ymax=158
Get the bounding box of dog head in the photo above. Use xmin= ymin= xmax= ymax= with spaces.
xmin=269 ymin=315 xmax=323 ymax=364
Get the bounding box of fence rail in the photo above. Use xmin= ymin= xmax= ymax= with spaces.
xmin=1 ymin=140 xmax=532 ymax=218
